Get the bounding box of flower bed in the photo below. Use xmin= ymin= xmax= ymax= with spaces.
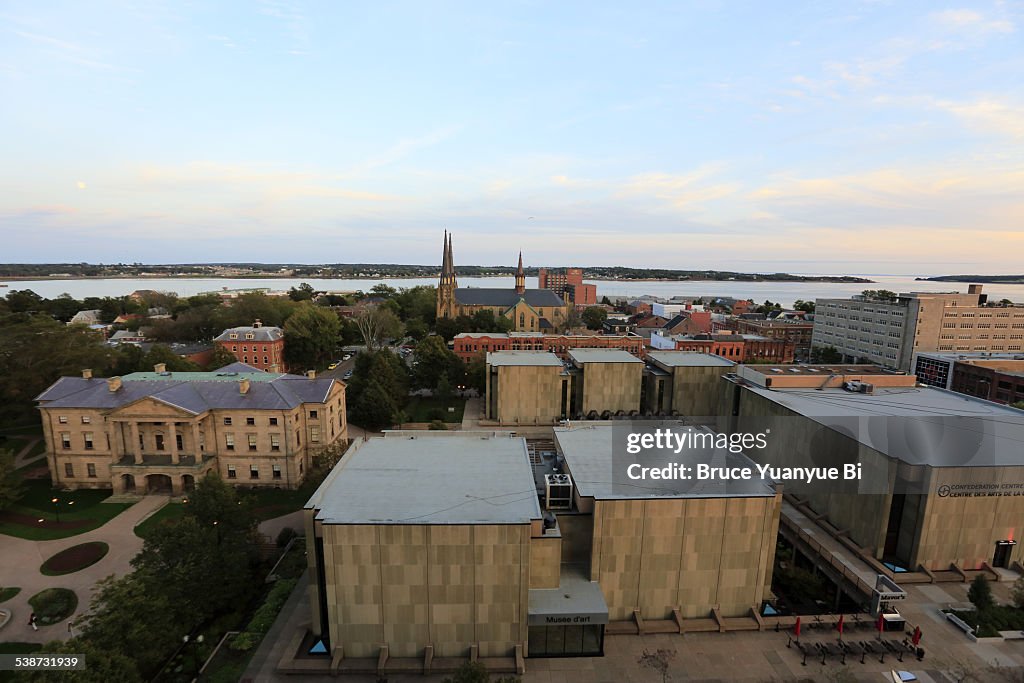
xmin=27 ymin=588 xmax=78 ymax=625
xmin=40 ymin=542 xmax=110 ymax=576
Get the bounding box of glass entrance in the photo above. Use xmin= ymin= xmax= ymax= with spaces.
xmin=994 ymin=540 xmax=1016 ymax=568
xmin=528 ymin=624 xmax=604 ymax=657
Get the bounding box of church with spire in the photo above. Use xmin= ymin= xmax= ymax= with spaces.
xmin=436 ymin=231 xmax=571 ymax=332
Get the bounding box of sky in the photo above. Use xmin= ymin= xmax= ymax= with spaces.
xmin=0 ymin=1 xmax=1022 ymax=275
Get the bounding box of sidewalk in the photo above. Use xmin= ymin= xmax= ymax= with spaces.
xmin=0 ymin=495 xmax=167 ymax=644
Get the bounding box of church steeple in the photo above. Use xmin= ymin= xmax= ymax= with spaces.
xmin=515 ymin=251 xmax=526 ymax=295
xmin=437 ymin=231 xmax=458 ymax=319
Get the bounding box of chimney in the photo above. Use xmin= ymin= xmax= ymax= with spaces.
xmin=82 ymin=369 xmax=93 ymax=379
xmin=154 ymin=363 xmax=167 ymax=373
xmin=253 ymin=319 xmax=263 ymax=328
xmin=107 ymin=377 xmax=122 ymax=392
xmin=306 ymin=370 xmax=316 ymax=379
xmin=239 ymin=378 xmax=250 ymax=395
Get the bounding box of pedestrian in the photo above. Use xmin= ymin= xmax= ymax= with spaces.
xmin=29 ymin=612 xmax=38 ymax=631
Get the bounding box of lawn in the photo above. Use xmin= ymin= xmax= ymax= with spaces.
xmin=134 ymin=502 xmax=188 ymax=538
xmin=28 ymin=587 xmax=78 ymax=625
xmin=243 ymin=485 xmax=319 ymax=522
xmin=0 ymin=587 xmax=20 ymax=603
xmin=0 ymin=479 xmax=134 ymax=540
xmin=950 ymin=606 xmax=1024 ymax=638
xmin=404 ymin=396 xmax=466 ymax=423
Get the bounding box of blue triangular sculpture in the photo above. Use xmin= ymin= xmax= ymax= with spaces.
xmin=309 ymin=640 xmax=328 ymax=655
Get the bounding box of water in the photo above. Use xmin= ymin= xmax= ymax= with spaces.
xmin=1 ymin=274 xmax=1021 ymax=309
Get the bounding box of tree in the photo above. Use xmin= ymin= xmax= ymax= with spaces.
xmin=23 ymin=638 xmax=142 ymax=683
xmin=812 ymin=345 xmax=843 ymax=363
xmin=581 ymin=306 xmax=608 ymax=330
xmin=394 ymin=286 xmax=437 ymax=324
xmin=413 ymin=335 xmax=463 ymax=390
xmin=283 ymin=303 xmax=342 ymax=370
xmin=562 ymin=307 xmax=584 ymax=331
xmin=465 ymin=357 xmax=487 ymax=395
xmin=354 ymin=307 xmax=402 ymax=351
xmin=288 ymin=282 xmax=316 ymax=301
xmin=861 ymin=289 xmax=897 ymax=302
xmin=1012 ymin=401 xmax=1024 ymax=411
xmin=792 ymin=299 xmax=816 ymax=313
xmin=206 ymin=344 xmax=238 ymax=370
xmin=143 ymin=344 xmax=202 ymax=372
xmin=968 ymin=574 xmax=994 ymax=612
xmin=0 ymin=448 xmax=24 ymax=511
xmin=435 ymin=375 xmax=453 ymax=401
xmin=755 ymin=299 xmax=783 ymax=314
xmin=349 ymin=379 xmax=399 ymax=431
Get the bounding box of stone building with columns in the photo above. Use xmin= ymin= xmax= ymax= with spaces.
xmin=36 ymin=362 xmax=346 ymax=495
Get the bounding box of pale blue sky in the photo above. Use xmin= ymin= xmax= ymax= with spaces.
xmin=1 ymin=1 xmax=1021 ymax=274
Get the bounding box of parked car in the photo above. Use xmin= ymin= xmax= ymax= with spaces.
xmin=327 ymin=361 xmax=340 ymax=370
xmin=343 ymin=370 xmax=353 ymax=380
xmin=342 ymin=354 xmax=351 ymax=361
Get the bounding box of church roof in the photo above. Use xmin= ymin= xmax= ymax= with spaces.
xmin=454 ymin=288 xmax=565 ymax=308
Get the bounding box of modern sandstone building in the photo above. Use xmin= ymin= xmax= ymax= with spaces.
xmin=485 ymin=351 xmax=568 ymax=425
xmin=299 ymin=427 xmax=780 ymax=674
xmin=36 ymin=362 xmax=346 ymax=495
xmin=644 ymin=351 xmax=736 ymax=417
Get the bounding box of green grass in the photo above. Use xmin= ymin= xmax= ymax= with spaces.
xmin=0 ymin=423 xmax=43 ymax=437
xmin=243 ymin=485 xmax=317 ymax=522
xmin=0 ymin=479 xmax=134 ymax=540
xmin=404 ymin=396 xmax=466 ymax=423
xmin=0 ymin=587 xmax=21 ymax=603
xmin=951 ymin=606 xmax=1024 ymax=638
xmin=40 ymin=541 xmax=110 ymax=576
xmin=134 ymin=501 xmax=187 ymax=538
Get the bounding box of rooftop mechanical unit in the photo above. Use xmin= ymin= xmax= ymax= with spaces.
xmin=544 ymin=473 xmax=573 ymax=510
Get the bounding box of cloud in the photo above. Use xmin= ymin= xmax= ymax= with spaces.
xmin=617 ymin=166 xmax=738 ymax=210
xmin=931 ymin=9 xmax=1015 ymax=35
xmin=357 ymin=125 xmax=463 ymax=172
xmin=933 ymin=98 xmax=1024 ymax=139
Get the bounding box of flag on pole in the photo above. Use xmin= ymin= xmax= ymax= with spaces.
xmin=911 ymin=626 xmax=921 ymax=646
xmin=794 ymin=616 xmax=801 ymax=639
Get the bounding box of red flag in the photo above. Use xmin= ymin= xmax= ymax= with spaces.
xmin=837 ymin=614 xmax=844 ymax=634
xmin=876 ymin=613 xmax=885 ymax=633
xmin=911 ymin=626 xmax=921 ymax=646
xmin=794 ymin=616 xmax=801 ymax=638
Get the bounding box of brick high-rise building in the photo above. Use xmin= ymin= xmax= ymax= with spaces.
xmin=538 ymin=267 xmax=597 ymax=307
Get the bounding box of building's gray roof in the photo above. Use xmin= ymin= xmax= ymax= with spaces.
xmin=213 ymin=325 xmax=283 ymax=342
xmin=568 ymin=349 xmax=644 ymax=364
xmin=647 ymin=351 xmax=735 ymax=368
xmin=742 ymin=384 xmax=1024 ymax=467
xmin=306 ymin=433 xmax=543 ymax=524
xmin=555 ymin=425 xmax=776 ymax=499
xmin=487 ymin=351 xmax=564 ymax=367
xmin=36 ymin=365 xmax=336 ymax=412
xmin=454 ymin=287 xmax=565 ymax=308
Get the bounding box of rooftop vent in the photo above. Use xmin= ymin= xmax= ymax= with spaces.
xmin=306 ymin=370 xmax=316 ymax=379
xmin=82 ymin=369 xmax=93 ymax=379
xmin=107 ymin=376 xmax=122 ymax=392
xmin=153 ymin=363 xmax=167 ymax=373
xmin=239 ymin=378 xmax=250 ymax=395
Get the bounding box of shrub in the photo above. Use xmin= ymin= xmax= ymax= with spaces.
xmin=40 ymin=541 xmax=109 ymax=576
xmin=228 ymin=631 xmax=260 ymax=652
xmin=968 ymin=575 xmax=994 ymax=612
xmin=429 ymin=420 xmax=447 ymax=431
xmin=28 ymin=588 xmax=78 ymax=625
xmin=276 ymin=527 xmax=298 ymax=548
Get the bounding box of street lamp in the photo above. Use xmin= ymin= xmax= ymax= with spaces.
xmin=51 ymin=497 xmax=60 ymax=523
xmin=183 ymin=634 xmax=205 ymax=675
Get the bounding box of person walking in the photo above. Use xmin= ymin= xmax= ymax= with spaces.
xmin=29 ymin=612 xmax=38 ymax=631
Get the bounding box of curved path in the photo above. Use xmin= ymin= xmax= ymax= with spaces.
xmin=0 ymin=495 xmax=167 ymax=644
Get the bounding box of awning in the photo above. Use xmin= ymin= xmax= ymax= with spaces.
xmin=528 ymin=574 xmax=609 ymax=626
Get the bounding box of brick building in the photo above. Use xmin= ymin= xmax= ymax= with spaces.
xmin=537 ymin=267 xmax=597 ymax=307
xmin=650 ymin=331 xmax=794 ymax=363
xmin=453 ymin=332 xmax=645 ymax=363
xmin=726 ymin=317 xmax=814 ymax=360
xmin=213 ymin=320 xmax=285 ymax=372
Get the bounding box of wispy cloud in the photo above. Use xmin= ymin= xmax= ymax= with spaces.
xmin=930 ymin=9 xmax=1015 ymax=35
xmin=933 ymin=97 xmax=1024 ymax=139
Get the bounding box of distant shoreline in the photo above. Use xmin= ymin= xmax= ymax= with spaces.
xmin=916 ymin=275 xmax=1024 ymax=284
xmin=0 ymin=273 xmax=875 ymax=284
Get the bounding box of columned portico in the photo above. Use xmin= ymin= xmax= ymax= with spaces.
xmin=129 ymin=422 xmax=143 ymax=464
xmin=168 ymin=421 xmax=179 ymax=464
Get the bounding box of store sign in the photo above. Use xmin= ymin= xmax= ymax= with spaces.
xmin=528 ymin=612 xmax=609 ymax=626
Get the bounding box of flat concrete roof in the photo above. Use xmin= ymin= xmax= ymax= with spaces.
xmin=568 ymin=349 xmax=644 ymax=364
xmin=554 ymin=424 xmax=776 ymax=499
xmin=740 ymin=383 xmax=1024 ymax=468
xmin=647 ymin=351 xmax=735 ymax=368
xmin=741 ymin=364 xmax=896 ymax=376
xmin=306 ymin=433 xmax=543 ymax=525
xmin=486 ymin=351 xmax=564 ymax=367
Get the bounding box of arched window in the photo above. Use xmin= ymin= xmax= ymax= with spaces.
xmin=519 ymin=313 xmax=525 ymax=327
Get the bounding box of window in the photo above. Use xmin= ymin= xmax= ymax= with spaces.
xmin=84 ymin=432 xmax=94 ymax=450
xmin=87 ymin=463 xmax=97 ymax=478
xmin=155 ymin=434 xmax=164 ymax=451
xmin=229 ymin=333 xmax=238 ymax=339
xmin=176 ymin=434 xmax=183 ymax=450
xmin=272 ymin=464 xmax=282 ymax=479
xmin=223 ymin=417 xmax=232 ymax=426
xmin=227 ymin=465 xmax=236 ymax=479
xmin=295 ymin=430 xmax=300 ymax=447
xmin=269 ymin=417 xmax=278 ymax=426
xmin=262 ymin=345 xmax=267 ymax=352
xmin=248 ymin=434 xmax=257 ymax=451
xmin=310 ymin=426 xmax=320 ymax=443
xmin=246 ymin=417 xmax=255 ymax=425
xmin=271 ymin=434 xmax=280 ymax=451
xmin=81 ymin=416 xmax=91 ymax=424
xmin=232 ymin=345 xmax=238 ymax=352
xmin=60 ymin=433 xmax=71 ymax=449
xmin=250 ymin=465 xmax=259 ymax=480
xmin=64 ymin=462 xmax=74 ymax=478
xmin=225 ymin=434 xmax=235 ymax=451
xmin=243 ymin=356 xmax=248 ymax=364
xmin=242 ymin=345 xmax=248 ymax=352
xmin=263 ymin=356 xmax=268 ymax=365
xmin=309 ymin=410 xmax=318 ymax=420
xmin=246 ymin=333 xmax=254 ymax=339
xmin=58 ymin=415 xmax=68 ymax=424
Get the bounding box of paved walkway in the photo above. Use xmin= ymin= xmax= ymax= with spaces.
xmin=461 ymin=396 xmax=483 ymax=429
xmin=0 ymin=495 xmax=167 ymax=643
xmin=259 ymin=510 xmax=304 ymax=542
xmin=11 ymin=437 xmax=44 ymax=469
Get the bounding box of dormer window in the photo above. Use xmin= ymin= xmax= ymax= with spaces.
xmin=229 ymin=333 xmax=238 ymax=339
xmin=245 ymin=333 xmax=255 ymax=339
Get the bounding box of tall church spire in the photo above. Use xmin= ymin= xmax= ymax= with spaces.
xmin=515 ymin=251 xmax=525 ymax=294
xmin=437 ymin=230 xmax=458 ymax=319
